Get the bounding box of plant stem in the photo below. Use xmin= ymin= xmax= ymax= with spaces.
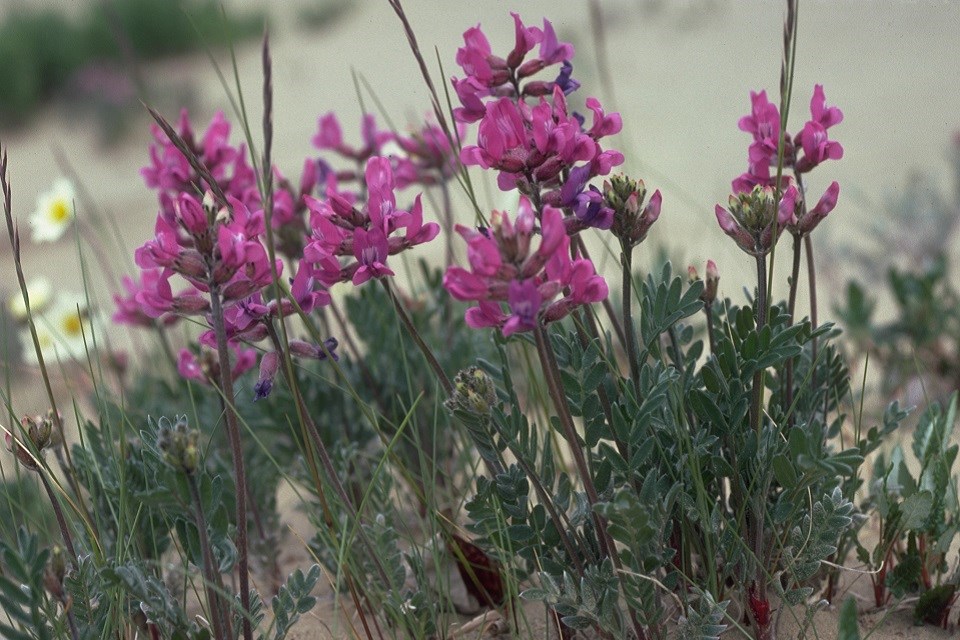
xmin=187 ymin=474 xmax=233 ymax=640
xmin=533 ymin=323 xmax=647 ymax=640
xmin=620 ymin=244 xmax=642 ymax=399
xmin=751 ymin=253 xmax=769 ymax=435
xmin=207 ymin=286 xmax=253 ymax=640
xmin=784 ymin=232 xmax=803 ymax=428
xmin=749 ymin=253 xmax=771 ymax=640
xmin=704 ymin=303 xmax=716 ymax=355
xmin=262 ymin=323 xmax=392 ymax=585
xmin=804 ymin=234 xmax=819 ymax=390
xmin=439 ymin=178 xmax=454 ymax=269
xmin=38 ymin=470 xmax=78 ymax=565
xmin=380 ymin=279 xmax=453 ymax=396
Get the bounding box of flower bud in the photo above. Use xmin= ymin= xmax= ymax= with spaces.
xmin=446 ymin=366 xmax=498 ymax=417
xmin=606 ymin=174 xmax=662 ymax=247
xmin=156 ymin=416 xmax=200 ymax=475
xmin=703 ymin=260 xmax=719 ymax=305
xmin=22 ymin=413 xmax=53 ymax=451
xmin=516 ymin=58 xmax=546 ymax=78
xmin=254 ymin=351 xmax=279 ymax=401
xmin=43 ymin=546 xmax=67 ymax=600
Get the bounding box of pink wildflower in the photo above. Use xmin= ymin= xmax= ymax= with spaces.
xmin=444 ymin=199 xmax=607 ymax=337
xmin=303 ymin=156 xmax=438 ymax=288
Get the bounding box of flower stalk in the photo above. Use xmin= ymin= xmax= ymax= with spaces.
xmin=207 ymin=284 xmax=253 ymax=640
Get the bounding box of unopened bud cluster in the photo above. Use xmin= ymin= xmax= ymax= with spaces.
xmin=43 ymin=546 xmax=67 ymax=600
xmin=715 ymin=184 xmax=797 ymax=256
xmin=605 ymin=175 xmax=662 ymax=248
xmin=5 ymin=411 xmax=58 ymax=471
xmin=156 ymin=416 xmax=200 ymax=475
xmin=446 ymin=367 xmax=498 ymax=418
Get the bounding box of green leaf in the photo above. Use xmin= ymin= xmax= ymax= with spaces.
xmin=772 ymin=454 xmax=798 ymax=488
xmin=900 ymin=491 xmax=934 ymax=530
xmin=837 ymin=597 xmax=860 ymax=640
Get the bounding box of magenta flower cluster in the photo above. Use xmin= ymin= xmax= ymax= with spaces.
xmin=302 ymin=157 xmax=440 ymax=286
xmin=116 ymin=107 xmax=447 ymax=396
xmin=733 ymin=85 xmax=843 ymax=193
xmin=444 ymin=13 xmax=632 ymax=336
xmin=453 ymin=14 xmax=623 ymax=219
xmin=444 ymin=198 xmax=607 ymax=336
xmin=717 ymin=85 xmax=844 ymax=254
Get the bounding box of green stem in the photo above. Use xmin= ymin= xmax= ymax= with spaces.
xmin=749 ymin=252 xmax=769 ymax=638
xmin=380 ymin=279 xmax=453 ymax=396
xmin=38 ymin=471 xmax=78 ymax=565
xmin=704 ymin=303 xmax=716 ymax=356
xmin=620 ymin=244 xmax=641 ymax=399
xmin=784 ymin=232 xmax=803 ymax=428
xmin=804 ymin=233 xmax=819 ymax=391
xmin=207 ymin=286 xmax=252 ymax=640
xmin=751 ymin=253 xmax=769 ymax=436
xmin=533 ymin=323 xmax=647 ymax=640
xmin=187 ymin=474 xmax=233 ymax=640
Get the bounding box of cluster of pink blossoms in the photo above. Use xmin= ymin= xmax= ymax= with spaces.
xmin=717 ymin=85 xmax=844 ymax=255
xmin=444 ymin=13 xmax=634 ymax=336
xmin=733 ymin=85 xmax=843 ymax=192
xmin=445 ymin=198 xmax=607 ymax=336
xmin=453 ymin=14 xmax=624 ymax=225
xmin=302 ymin=156 xmax=440 ymax=286
xmin=115 ymin=105 xmax=448 ymax=395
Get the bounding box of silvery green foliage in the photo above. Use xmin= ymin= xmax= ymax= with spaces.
xmin=521 ymin=562 xmax=622 ymax=633
xmin=675 ymin=590 xmax=729 ymax=640
xmin=0 ymin=528 xmax=54 ymax=640
xmin=780 ymin=487 xmax=854 ymax=604
xmin=101 ymin=562 xmax=201 ymax=637
xmin=266 ymin=565 xmax=320 ymax=640
xmin=859 ymin=393 xmax=960 ymax=614
xmin=461 ymin=260 xmax=870 ymax=637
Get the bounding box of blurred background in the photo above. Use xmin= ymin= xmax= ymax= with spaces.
xmin=1 ymin=0 xmax=958 ymax=412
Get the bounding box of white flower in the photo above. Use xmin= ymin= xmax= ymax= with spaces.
xmin=7 ymin=277 xmax=53 ymax=321
xmin=21 ymin=296 xmax=95 ymax=366
xmin=29 ymin=179 xmax=76 ymax=243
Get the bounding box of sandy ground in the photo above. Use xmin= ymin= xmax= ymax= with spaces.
xmin=2 ymin=0 xmax=960 ymax=637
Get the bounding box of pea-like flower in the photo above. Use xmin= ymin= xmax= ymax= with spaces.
xmin=444 ymin=198 xmax=608 ymax=337
xmin=302 ymin=156 xmax=439 ymax=287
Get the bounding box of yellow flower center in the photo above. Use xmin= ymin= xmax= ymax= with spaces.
xmin=60 ymin=314 xmax=83 ymax=337
xmin=49 ymin=199 xmax=70 ymax=223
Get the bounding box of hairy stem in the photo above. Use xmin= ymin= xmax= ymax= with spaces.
xmin=749 ymin=252 xmax=770 ymax=640
xmin=38 ymin=471 xmax=78 ymax=565
xmin=533 ymin=323 xmax=647 ymax=640
xmin=704 ymin=303 xmax=716 ymax=356
xmin=207 ymin=286 xmax=252 ymax=640
xmin=804 ymin=233 xmax=819 ymax=390
xmin=620 ymin=244 xmax=641 ymax=399
xmin=187 ymin=474 xmax=233 ymax=640
xmin=784 ymin=232 xmax=803 ymax=428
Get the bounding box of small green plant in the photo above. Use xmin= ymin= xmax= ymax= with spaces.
xmin=857 ymin=393 xmax=959 ymax=624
